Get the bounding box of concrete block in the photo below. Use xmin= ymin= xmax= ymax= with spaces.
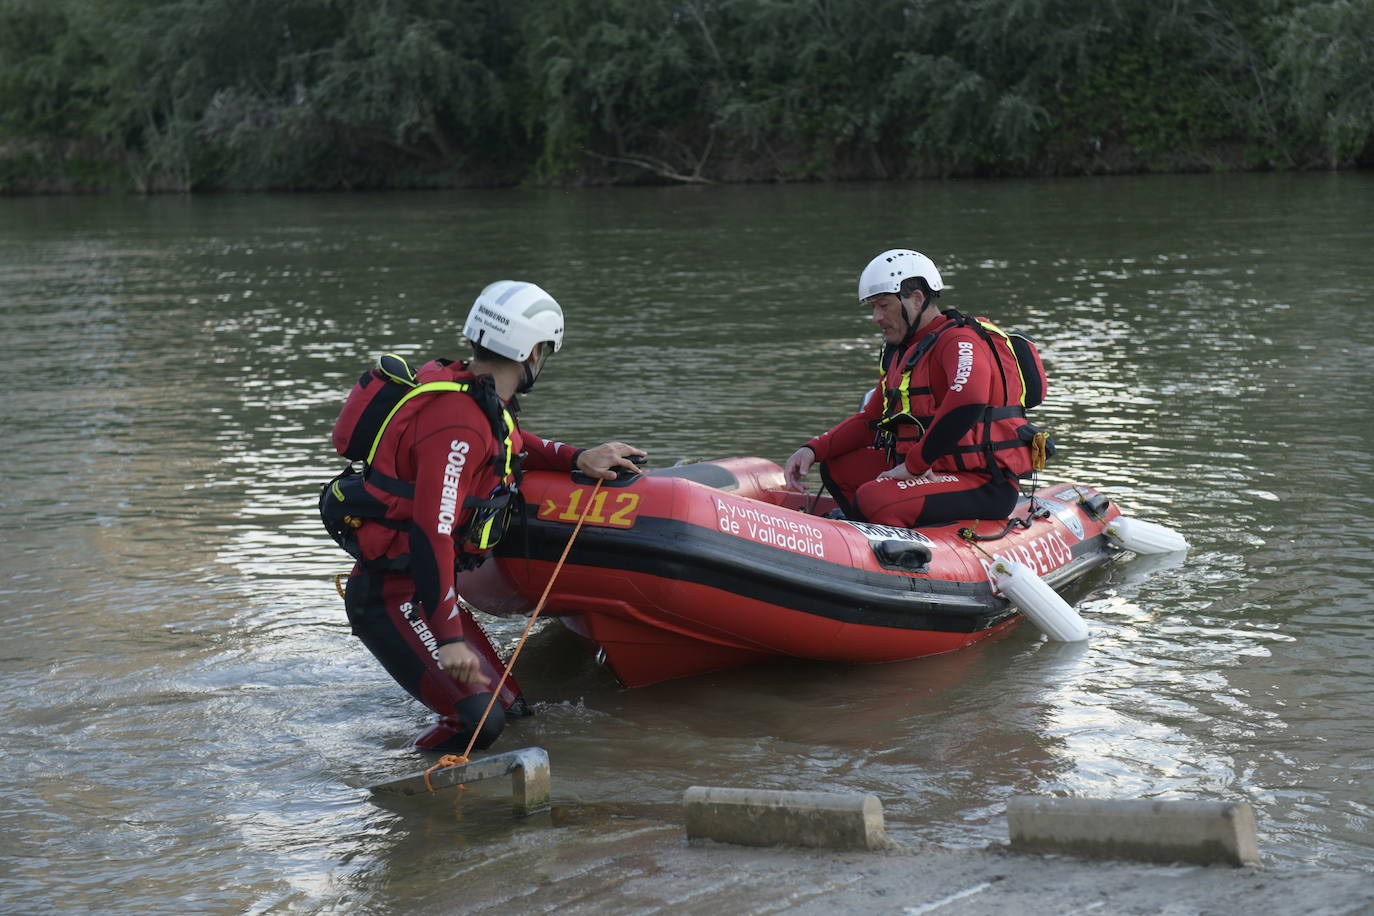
xmin=369 ymin=747 xmax=551 ymax=816
xmin=684 ymin=786 xmax=887 ymax=851
xmin=1007 ymin=797 xmax=1260 ymax=866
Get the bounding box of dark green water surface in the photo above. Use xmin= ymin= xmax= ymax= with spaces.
xmin=2 ymin=174 xmax=1372 ymax=912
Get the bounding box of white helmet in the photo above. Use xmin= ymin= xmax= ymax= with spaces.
xmin=857 ymin=249 xmax=943 ymax=301
xmin=463 ymin=280 xmax=564 ymax=362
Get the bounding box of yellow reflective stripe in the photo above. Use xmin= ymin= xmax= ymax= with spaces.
xmin=499 ymin=408 xmax=515 ymax=477
xmin=469 ymin=504 xmax=504 ymax=548
xmin=879 ymin=355 xmax=916 ymax=419
xmin=975 ymin=319 xmax=1027 ymax=407
xmin=366 ymin=381 xmax=471 ymax=464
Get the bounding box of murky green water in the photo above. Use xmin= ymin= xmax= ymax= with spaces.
xmin=3 ymin=174 xmax=1372 ymax=913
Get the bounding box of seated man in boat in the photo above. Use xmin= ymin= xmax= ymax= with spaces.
xmin=783 ymin=249 xmax=1047 ymax=528
xmin=330 ymin=281 xmax=645 ymax=754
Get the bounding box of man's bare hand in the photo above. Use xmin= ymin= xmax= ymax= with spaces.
xmin=783 ymin=446 xmax=816 ymax=492
xmin=576 ymin=442 xmax=648 ymax=480
xmin=437 ymin=641 xmax=492 ymax=688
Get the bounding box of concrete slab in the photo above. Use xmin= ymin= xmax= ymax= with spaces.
xmin=1007 ymin=796 xmax=1260 ymax=866
xmin=683 ymin=785 xmax=888 ymax=850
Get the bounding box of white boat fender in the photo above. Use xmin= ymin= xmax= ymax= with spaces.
xmin=992 ymin=557 xmax=1089 ymax=643
xmin=1105 ymin=516 xmax=1188 ymax=554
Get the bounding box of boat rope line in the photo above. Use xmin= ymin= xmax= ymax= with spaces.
xmin=425 ymin=477 xmax=607 ymax=790
xmin=959 ymin=486 xmax=1055 ymax=544
xmin=333 ymin=573 xmax=348 ymax=600
xmin=959 ymin=527 xmax=997 ymax=561
xmin=959 ymin=514 xmax=1032 ymax=543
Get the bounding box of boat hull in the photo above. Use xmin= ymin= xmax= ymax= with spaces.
xmin=459 ymin=458 xmax=1121 ymax=686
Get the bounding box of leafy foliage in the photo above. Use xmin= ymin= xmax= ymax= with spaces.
xmin=0 ymin=0 xmax=1369 ymax=191
xmin=1273 ymin=0 xmax=1374 ymax=165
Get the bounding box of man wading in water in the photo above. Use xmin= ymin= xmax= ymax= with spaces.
xmin=326 ymin=281 xmax=644 ymax=753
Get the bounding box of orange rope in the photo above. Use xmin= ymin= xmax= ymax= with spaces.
xmin=424 ymin=477 xmax=606 ymax=790
xmin=423 ymin=753 xmax=469 ymax=792
xmin=334 ymin=573 xmax=348 ymax=600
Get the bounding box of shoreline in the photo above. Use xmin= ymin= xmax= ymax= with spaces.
xmin=3 ymin=163 xmax=1369 ymax=198
xmin=405 ymin=803 xmax=1374 ymax=915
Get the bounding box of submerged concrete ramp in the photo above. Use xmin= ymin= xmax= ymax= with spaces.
xmin=411 ymin=807 xmax=1374 ymax=915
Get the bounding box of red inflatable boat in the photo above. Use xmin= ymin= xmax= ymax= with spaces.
xmin=459 ymin=457 xmax=1127 ymax=687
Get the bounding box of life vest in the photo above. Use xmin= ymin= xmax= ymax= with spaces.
xmin=319 ymin=354 xmax=520 ymax=569
xmin=872 ymin=310 xmax=1052 ymax=479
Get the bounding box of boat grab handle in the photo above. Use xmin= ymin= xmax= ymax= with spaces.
xmin=873 ymin=539 xmax=932 ymax=572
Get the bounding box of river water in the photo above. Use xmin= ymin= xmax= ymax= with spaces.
xmin=2 ymin=174 xmax=1372 ymax=913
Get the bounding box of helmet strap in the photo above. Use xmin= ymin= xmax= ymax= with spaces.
xmin=516 ymin=360 xmax=539 ymax=394
xmin=516 ymin=343 xmax=547 ymax=394
xmin=899 ymin=291 xmax=929 ymax=342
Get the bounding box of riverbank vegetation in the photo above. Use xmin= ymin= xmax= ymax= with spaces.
xmin=1 ymin=0 xmax=1370 ymax=192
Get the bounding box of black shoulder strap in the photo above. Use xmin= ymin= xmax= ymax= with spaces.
xmin=465 ymin=375 xmax=522 ymax=481
xmin=466 ymin=375 xmax=510 ymax=434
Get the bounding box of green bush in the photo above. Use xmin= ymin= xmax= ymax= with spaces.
xmin=0 ymin=0 xmax=1369 ymax=191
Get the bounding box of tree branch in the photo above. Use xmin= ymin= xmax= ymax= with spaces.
xmin=587 ymin=150 xmax=713 ymax=183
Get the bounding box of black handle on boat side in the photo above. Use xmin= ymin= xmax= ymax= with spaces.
xmin=1079 ymin=493 xmax=1112 ymax=521
xmin=873 ymin=539 xmax=932 ymax=572
xmin=571 ymin=453 xmax=646 ymax=487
